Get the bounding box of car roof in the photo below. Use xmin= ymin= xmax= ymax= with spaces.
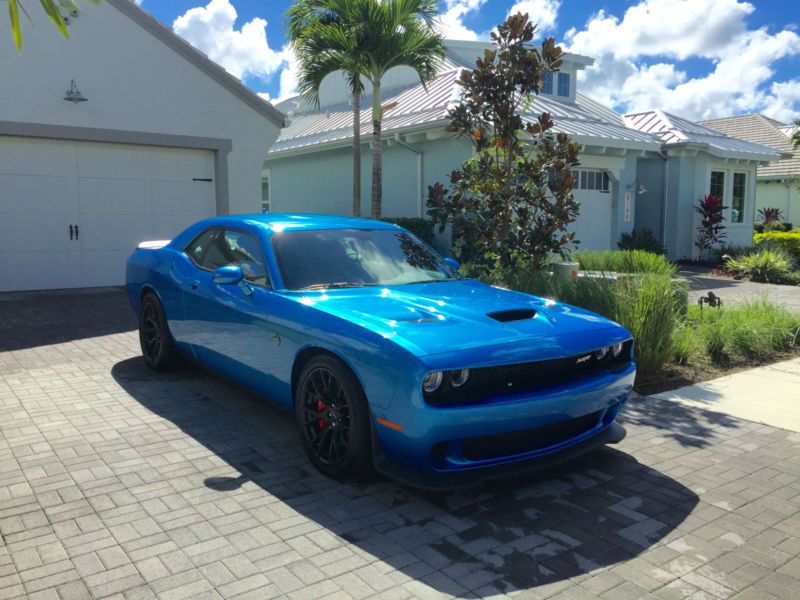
xmin=204 ymin=213 xmax=403 ymax=233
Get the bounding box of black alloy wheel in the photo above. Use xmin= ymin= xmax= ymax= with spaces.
xmin=295 ymin=355 xmax=372 ymax=481
xmin=138 ymin=293 xmax=175 ymax=371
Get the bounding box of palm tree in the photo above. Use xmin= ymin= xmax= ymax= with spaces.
xmin=288 ymin=1 xmax=367 ymax=217
xmin=793 ymin=118 xmax=800 ymax=149
xmin=357 ymin=0 xmax=444 ymax=219
xmin=289 ymin=0 xmax=444 ymax=219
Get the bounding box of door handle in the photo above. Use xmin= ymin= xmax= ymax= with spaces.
xmin=75 ymin=224 xmax=79 ymax=240
xmin=69 ymin=224 xmax=73 ymax=240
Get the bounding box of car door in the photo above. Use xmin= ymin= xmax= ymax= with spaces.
xmin=182 ymin=227 xmax=278 ymax=381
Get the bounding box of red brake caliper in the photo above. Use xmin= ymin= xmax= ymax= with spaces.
xmin=317 ymin=399 xmax=327 ymax=429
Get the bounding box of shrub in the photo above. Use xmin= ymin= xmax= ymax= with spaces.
xmin=687 ymin=301 xmax=800 ymax=365
xmin=753 ymin=231 xmax=800 ymax=258
xmin=492 ymin=251 xmax=682 ymax=377
xmin=754 ymin=222 xmax=793 ymax=234
xmin=617 ymin=228 xmax=665 ymax=254
xmin=725 ymin=248 xmax=796 ymax=283
xmin=571 ymin=249 xmax=676 ymax=276
xmin=381 ymin=217 xmax=436 ymax=246
xmin=672 ymin=320 xmax=703 ymax=365
xmin=712 ymin=243 xmax=752 ymax=264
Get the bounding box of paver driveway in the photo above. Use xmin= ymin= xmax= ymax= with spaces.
xmin=1 ymin=290 xmax=799 ymax=599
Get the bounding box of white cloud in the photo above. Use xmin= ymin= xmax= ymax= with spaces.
xmin=763 ymin=80 xmax=800 ymax=123
xmin=507 ymin=0 xmax=561 ymax=33
xmin=172 ymin=0 xmax=285 ymax=81
xmin=564 ymin=0 xmax=800 ymax=121
xmin=436 ymin=0 xmax=487 ymax=40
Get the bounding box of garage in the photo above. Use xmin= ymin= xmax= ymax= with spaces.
xmin=0 ymin=136 xmax=216 ymax=292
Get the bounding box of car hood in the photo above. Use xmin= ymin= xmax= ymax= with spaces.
xmin=281 ymin=279 xmax=629 ymax=358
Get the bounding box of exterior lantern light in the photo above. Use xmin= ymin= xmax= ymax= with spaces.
xmin=63 ymin=79 xmax=88 ymax=103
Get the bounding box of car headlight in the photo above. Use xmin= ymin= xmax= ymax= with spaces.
xmin=594 ymin=347 xmax=609 ymax=360
xmin=611 ymin=342 xmax=625 ymax=358
xmin=423 ymin=371 xmax=443 ymax=393
xmin=449 ymin=369 xmax=470 ymax=387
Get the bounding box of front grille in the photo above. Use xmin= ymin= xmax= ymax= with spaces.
xmin=425 ymin=340 xmax=632 ymax=407
xmin=461 ymin=410 xmax=603 ymax=461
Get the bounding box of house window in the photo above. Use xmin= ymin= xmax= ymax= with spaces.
xmin=557 ymin=73 xmax=570 ymax=97
xmin=261 ymin=168 xmax=270 ymax=213
xmin=575 ymin=170 xmax=610 ymax=193
xmin=731 ymin=172 xmax=746 ymax=223
xmin=709 ymin=171 xmax=724 ymax=200
xmin=542 ymin=71 xmax=553 ymax=95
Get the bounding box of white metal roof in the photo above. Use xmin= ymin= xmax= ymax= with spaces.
xmin=268 ymin=68 xmax=662 ymax=157
xmin=624 ymin=110 xmax=787 ymax=161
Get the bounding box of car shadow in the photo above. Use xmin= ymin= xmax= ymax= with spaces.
xmin=111 ymin=357 xmax=700 ymax=597
xmin=0 ymin=288 xmax=135 ymax=351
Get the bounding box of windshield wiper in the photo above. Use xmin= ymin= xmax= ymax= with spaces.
xmin=299 ymin=282 xmax=370 ymax=291
xmin=400 ymin=278 xmax=457 ymax=285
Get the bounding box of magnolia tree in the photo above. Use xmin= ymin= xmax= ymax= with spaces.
xmin=426 ymin=13 xmax=581 ymax=275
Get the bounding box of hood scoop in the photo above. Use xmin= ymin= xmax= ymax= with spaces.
xmin=487 ymin=308 xmax=537 ymax=323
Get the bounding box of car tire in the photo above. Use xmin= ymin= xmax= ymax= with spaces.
xmin=294 ymin=355 xmax=374 ymax=482
xmin=138 ymin=292 xmax=176 ymax=371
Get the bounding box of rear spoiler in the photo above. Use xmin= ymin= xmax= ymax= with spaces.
xmin=137 ymin=240 xmax=171 ymax=250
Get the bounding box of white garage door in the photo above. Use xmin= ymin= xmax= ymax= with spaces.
xmin=571 ymin=171 xmax=614 ymax=250
xmin=0 ymin=136 xmax=216 ymax=292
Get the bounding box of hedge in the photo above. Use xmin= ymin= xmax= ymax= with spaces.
xmin=753 ymin=231 xmax=800 ymax=257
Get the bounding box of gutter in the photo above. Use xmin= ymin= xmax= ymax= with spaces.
xmin=394 ymin=133 xmax=424 ymax=218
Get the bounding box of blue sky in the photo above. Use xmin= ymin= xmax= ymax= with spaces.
xmin=137 ymin=0 xmax=800 ymax=122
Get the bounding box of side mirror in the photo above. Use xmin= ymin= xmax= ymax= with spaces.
xmin=444 ymin=257 xmax=460 ymax=272
xmin=212 ymin=265 xmax=244 ymax=285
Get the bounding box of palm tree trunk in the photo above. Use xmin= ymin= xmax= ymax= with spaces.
xmin=371 ymin=81 xmax=382 ymax=220
xmin=352 ymin=90 xmax=361 ymax=217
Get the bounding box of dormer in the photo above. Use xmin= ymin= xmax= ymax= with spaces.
xmin=301 ymin=39 xmax=594 ymax=112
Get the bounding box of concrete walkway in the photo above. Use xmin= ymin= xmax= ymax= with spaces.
xmin=681 ymin=267 xmax=800 ymax=312
xmin=650 ymin=356 xmax=800 ymax=432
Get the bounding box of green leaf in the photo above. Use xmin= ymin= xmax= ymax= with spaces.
xmin=9 ymin=0 xmax=22 ymax=51
xmin=39 ymin=0 xmax=70 ymax=39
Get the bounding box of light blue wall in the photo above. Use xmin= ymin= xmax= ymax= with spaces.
xmin=611 ymin=154 xmax=640 ymax=246
xmin=266 ymin=133 xmax=471 ymax=220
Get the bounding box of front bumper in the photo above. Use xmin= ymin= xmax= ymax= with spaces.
xmin=371 ymin=364 xmax=634 ymax=490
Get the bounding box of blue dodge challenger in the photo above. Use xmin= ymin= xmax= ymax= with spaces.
xmin=126 ymin=213 xmax=634 ymax=488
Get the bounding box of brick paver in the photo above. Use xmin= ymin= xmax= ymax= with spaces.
xmin=1 ymin=290 xmax=799 ymax=599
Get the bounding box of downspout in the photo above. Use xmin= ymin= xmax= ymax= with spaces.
xmin=394 ymin=133 xmax=424 ymax=218
xmin=659 ymin=148 xmax=669 ymax=253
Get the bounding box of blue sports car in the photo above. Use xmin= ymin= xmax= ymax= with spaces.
xmin=126 ymin=213 xmax=634 ymax=488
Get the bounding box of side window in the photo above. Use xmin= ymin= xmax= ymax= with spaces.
xmin=185 ymin=228 xmax=269 ymax=286
xmin=220 ymin=230 xmax=269 ymax=286
xmin=185 ymin=229 xmax=220 ymax=266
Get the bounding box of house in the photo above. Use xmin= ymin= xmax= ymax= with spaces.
xmin=265 ymin=40 xmax=785 ymax=260
xmin=698 ymin=115 xmax=800 ymax=226
xmin=0 ymin=0 xmax=284 ymax=292
xmin=266 ymin=41 xmax=662 ymax=252
xmin=623 ymin=111 xmax=788 ymax=258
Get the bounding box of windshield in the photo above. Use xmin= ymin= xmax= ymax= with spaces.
xmin=271 ymin=228 xmax=457 ymax=290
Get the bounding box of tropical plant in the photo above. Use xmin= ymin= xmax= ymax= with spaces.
xmin=758 ymin=206 xmax=785 ymax=232
xmin=287 ymin=0 xmax=367 ymax=217
xmin=694 ymin=193 xmax=727 ymax=261
xmin=725 ymin=247 xmax=796 ymax=283
xmin=617 ymin=228 xmax=665 ymax=254
xmin=792 ymin=117 xmax=800 ymax=149
xmin=4 ymin=0 xmax=99 ymax=51
xmin=426 ymin=13 xmax=579 ymax=275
